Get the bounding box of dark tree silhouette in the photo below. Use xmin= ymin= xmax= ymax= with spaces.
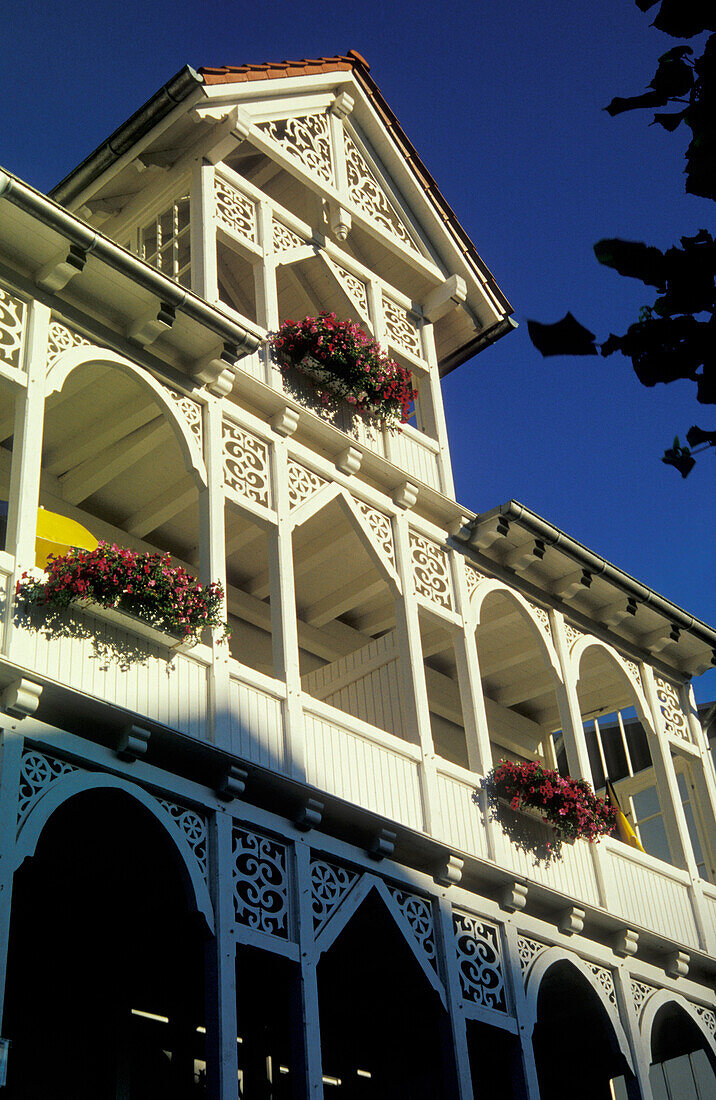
xmin=527 ymin=0 xmax=716 ymax=477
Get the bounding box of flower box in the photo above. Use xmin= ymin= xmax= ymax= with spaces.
xmin=74 ymin=599 xmax=193 ymax=653
xmin=485 ymin=760 xmax=616 ymax=845
xmin=497 ymin=797 xmax=576 ymax=843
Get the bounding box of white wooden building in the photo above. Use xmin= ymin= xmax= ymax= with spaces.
xmin=0 ymin=51 xmax=714 ymax=1099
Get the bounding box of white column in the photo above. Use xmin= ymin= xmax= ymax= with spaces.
xmin=191 ymin=160 xmax=219 ymax=303
xmin=420 ymin=323 xmax=455 ymax=499
xmin=451 ymin=559 xmax=493 ymax=776
xmin=550 ymin=611 xmax=596 ymax=784
xmin=434 ymin=895 xmax=476 ymax=1099
xmin=204 ymin=810 xmax=240 ymax=1100
xmin=294 ymin=839 xmax=325 ymax=1097
xmin=501 ymin=920 xmax=543 ymax=1100
xmin=0 ymin=730 xmax=23 ymax=1029
xmin=6 ymin=300 xmax=50 ymax=570
xmin=255 ymin=200 xmax=280 ymax=388
xmin=612 ymin=965 xmax=655 ymax=1100
xmin=391 ymin=510 xmax=441 ymax=836
xmin=269 ymin=431 xmax=306 ymax=782
xmin=199 ymin=397 xmax=231 ymax=750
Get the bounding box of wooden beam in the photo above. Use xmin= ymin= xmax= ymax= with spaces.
xmin=227 ymin=583 xmax=363 ymax=663
xmin=488 ymin=673 xmax=557 ymax=710
xmin=44 ymin=399 xmax=158 ymax=476
xmin=247 ymin=529 xmax=355 ymax=600
xmin=285 ymin=264 xmax=321 ymax=315
xmin=125 ymin=475 xmax=197 ymax=537
xmin=302 ymin=569 xmax=385 ymax=628
xmin=59 ymin=419 xmax=168 ymax=505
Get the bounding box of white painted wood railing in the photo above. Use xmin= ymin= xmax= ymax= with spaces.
xmin=302 ymin=694 xmax=425 ymax=831
xmin=228 ymin=662 xmax=287 ymax=772
xmin=701 ymin=882 xmax=716 ymax=953
xmin=435 ymin=761 xmax=489 ymax=860
xmin=601 ymin=838 xmax=700 ymax=948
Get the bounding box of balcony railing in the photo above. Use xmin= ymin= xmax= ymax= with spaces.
xmin=4 ymin=568 xmax=714 ymax=956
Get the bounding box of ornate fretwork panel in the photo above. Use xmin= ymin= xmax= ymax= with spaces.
xmin=272 ymin=219 xmax=305 ymax=253
xmin=452 ymin=911 xmax=507 ymax=1011
xmin=655 ymin=677 xmax=692 ymax=742
xmin=388 ymin=888 xmax=438 ymax=972
xmin=310 ymin=858 xmax=359 ymax=934
xmin=46 ymin=319 xmax=92 ymax=366
xmin=356 ymin=502 xmax=395 ymax=569
xmin=215 ymin=175 xmax=258 ymax=243
xmin=517 ymin=935 xmax=546 ymax=976
xmin=563 ymin=622 xmax=584 ymax=650
xmin=528 ymin=601 xmax=552 ymax=637
xmin=158 ymin=799 xmax=209 ymax=882
xmin=587 ymin=962 xmax=617 ymax=1006
xmin=332 ymin=261 xmax=369 ymax=316
xmin=464 ymin=563 xmax=488 ymax=602
xmin=618 ymin=654 xmax=642 ymax=691
xmin=222 ymin=420 xmax=271 ymax=508
xmin=167 ymin=388 xmax=203 ymax=454
xmin=232 ymin=826 xmax=290 ymax=939
xmin=0 ymin=287 xmax=26 ymax=370
xmin=630 ymin=979 xmax=656 ymax=1017
xmin=694 ymin=1005 xmax=716 ymax=1037
xmin=17 ymin=749 xmax=79 ymax=824
xmin=382 ymin=295 xmax=421 ymax=359
xmin=409 ymin=531 xmax=454 ymax=610
xmin=343 ymin=131 xmax=417 ymax=252
xmin=258 ymin=114 xmax=334 ymax=186
xmin=287 ymin=460 xmax=327 ymax=510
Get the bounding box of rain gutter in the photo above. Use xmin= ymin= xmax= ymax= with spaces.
xmin=467 ymin=500 xmax=716 ymax=653
xmin=0 ymin=169 xmax=260 ymax=355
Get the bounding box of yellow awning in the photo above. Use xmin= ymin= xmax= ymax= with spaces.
xmin=35 ymin=508 xmax=98 ymax=569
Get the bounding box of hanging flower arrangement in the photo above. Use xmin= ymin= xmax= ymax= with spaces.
xmin=485 ymin=760 xmax=616 ymax=844
xmin=15 ymin=542 xmax=229 ymax=645
xmin=270 ymin=312 xmax=416 ymax=427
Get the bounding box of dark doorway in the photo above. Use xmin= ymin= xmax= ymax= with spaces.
xmin=3 ymin=788 xmax=207 ymax=1098
xmin=532 ymin=961 xmax=638 ymax=1100
xmin=317 ymin=888 xmax=456 ymax=1099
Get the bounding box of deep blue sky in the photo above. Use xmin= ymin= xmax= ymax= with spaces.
xmin=4 ymin=0 xmax=715 ymax=699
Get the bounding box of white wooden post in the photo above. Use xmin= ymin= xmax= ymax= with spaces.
xmin=0 ymin=731 xmax=23 ymax=1030
xmin=451 ymin=558 xmax=493 ymax=776
xmin=269 ymin=433 xmax=306 ymax=783
xmin=611 ymin=965 xmax=655 ymax=1100
xmin=501 ymin=920 xmax=543 ymax=1100
xmin=204 ymin=810 xmax=240 ymax=1100
xmin=255 ymin=200 xmax=280 ymax=388
xmin=420 ymin=322 xmax=455 ymax=499
xmin=391 ymin=510 xmax=441 ymax=836
xmin=550 ymin=611 xmax=596 ymax=784
xmin=191 ymin=160 xmax=219 ymax=303
xmin=434 ymin=895 xmax=476 ymax=1099
xmin=294 ymin=839 xmax=325 ymax=1097
xmin=6 ymin=300 xmax=50 ymax=570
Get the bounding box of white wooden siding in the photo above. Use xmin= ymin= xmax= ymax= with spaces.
xmin=436 ymin=765 xmax=488 ymax=859
xmin=229 ymin=669 xmax=287 ymax=772
xmin=604 ymin=840 xmax=700 ymax=947
xmin=302 ymin=634 xmax=405 ymax=738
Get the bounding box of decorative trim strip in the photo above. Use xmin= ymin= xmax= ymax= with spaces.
xmin=223 ymin=419 xmax=271 ymax=507
xmin=452 ymin=911 xmax=506 ymax=1011
xmin=232 ymin=826 xmax=290 ymax=939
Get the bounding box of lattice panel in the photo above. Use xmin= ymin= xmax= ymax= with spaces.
xmin=158 ymin=799 xmax=209 ymax=882
xmin=46 ymin=319 xmax=92 ymax=366
xmin=17 ymin=749 xmax=79 ymax=824
xmin=232 ymin=827 xmax=290 ymax=938
xmin=343 ymin=131 xmax=417 ymax=251
xmin=223 ymin=420 xmax=271 ymax=508
xmin=167 ymin=388 xmax=203 ymax=454
xmin=563 ymin=622 xmax=584 ymax=650
xmin=409 ymin=531 xmax=453 ymax=610
xmin=618 ymin=653 xmax=642 ymax=692
xmin=272 ymin=219 xmax=305 ymax=253
xmin=310 ymin=859 xmax=359 ymax=933
xmin=528 ymin=601 xmax=552 ymax=637
xmin=356 ymin=502 xmax=395 ymax=569
xmin=453 ymin=911 xmax=507 ymax=1011
xmin=587 ymin=962 xmax=617 ymax=1006
xmin=332 ymin=261 xmax=369 ymax=315
xmin=655 ymin=677 xmax=692 ymax=742
xmin=630 ymin=979 xmax=656 ymax=1017
xmin=259 ymin=114 xmax=334 ymax=185
xmin=464 ymin=564 xmax=487 ymax=602
xmin=382 ymin=295 xmax=421 ymax=358
xmin=694 ymin=1004 xmax=716 ymax=1036
xmin=287 ymin=460 xmax=327 ymax=509
xmin=0 ymin=287 xmax=26 ymax=370
xmin=517 ymin=935 xmax=545 ymax=976
xmin=388 ymin=888 xmax=438 ymax=972
xmin=215 ymin=176 xmax=257 ymax=242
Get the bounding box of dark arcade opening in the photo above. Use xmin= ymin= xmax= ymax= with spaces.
xmin=532 ymin=961 xmax=638 ymax=1100
xmin=466 ymin=1018 xmax=526 ymax=1099
xmin=3 ymin=789 xmax=207 ymax=1099
xmin=316 ymin=888 xmax=456 ymax=1099
xmin=650 ymin=1002 xmax=716 ymax=1099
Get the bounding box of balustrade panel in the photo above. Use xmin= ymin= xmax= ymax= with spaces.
xmin=229 ymin=670 xmax=287 ymax=772
xmin=603 ymin=839 xmax=700 ymax=947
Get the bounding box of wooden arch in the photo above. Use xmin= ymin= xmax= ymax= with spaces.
xmin=524 ymin=946 xmax=634 ymax=1073
xmin=45 ymin=345 xmax=207 ymax=486
xmin=468 ymin=578 xmax=563 ymax=682
xmin=639 ymin=987 xmax=716 ymax=1062
xmin=14 ymin=770 xmax=214 ymax=932
xmin=571 ymin=636 xmax=655 ymax=736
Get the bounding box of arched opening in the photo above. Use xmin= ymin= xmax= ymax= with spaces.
xmin=649 ymin=1001 xmax=716 ymax=1098
xmin=3 ymin=788 xmax=207 ymax=1098
xmin=317 ymin=889 xmax=455 ymax=1097
xmin=532 ymin=961 xmax=637 ymax=1100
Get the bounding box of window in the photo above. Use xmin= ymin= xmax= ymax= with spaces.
xmin=139 ymin=197 xmax=191 ymax=287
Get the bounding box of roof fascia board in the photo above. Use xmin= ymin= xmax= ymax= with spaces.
xmin=200 ymin=70 xmax=354 ymax=105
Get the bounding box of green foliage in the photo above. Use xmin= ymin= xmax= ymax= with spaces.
xmin=528 ymin=1 xmax=716 ymax=476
